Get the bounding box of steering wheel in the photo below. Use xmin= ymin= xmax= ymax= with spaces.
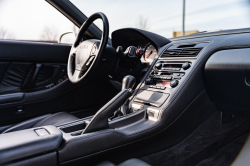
xmin=67 ymin=12 xmax=109 ymax=83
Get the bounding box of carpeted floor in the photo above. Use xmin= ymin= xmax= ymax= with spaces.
xmin=140 ymin=112 xmax=250 ymax=166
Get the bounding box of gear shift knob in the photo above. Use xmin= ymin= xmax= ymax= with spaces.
xmin=122 ymin=75 xmax=136 ymax=90
xmin=120 ymin=75 xmax=136 ymax=116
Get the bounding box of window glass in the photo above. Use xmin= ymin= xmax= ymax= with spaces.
xmin=70 ymin=0 xmax=250 ymax=38
xmin=0 ymin=0 xmax=79 ymax=43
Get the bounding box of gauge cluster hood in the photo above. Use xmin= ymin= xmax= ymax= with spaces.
xmin=111 ymin=28 xmax=171 ymax=50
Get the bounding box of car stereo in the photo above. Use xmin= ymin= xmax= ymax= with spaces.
xmin=145 ymin=61 xmax=191 ymax=89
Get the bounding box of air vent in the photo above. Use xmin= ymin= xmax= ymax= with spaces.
xmin=179 ymin=48 xmax=202 ymax=57
xmin=161 ymin=47 xmax=203 ymax=58
xmin=162 ymin=49 xmax=182 ymax=57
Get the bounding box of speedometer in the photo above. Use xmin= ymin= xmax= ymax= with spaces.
xmin=141 ymin=44 xmax=157 ymax=63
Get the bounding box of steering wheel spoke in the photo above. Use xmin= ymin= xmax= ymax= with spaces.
xmin=72 ymin=70 xmax=81 ymax=82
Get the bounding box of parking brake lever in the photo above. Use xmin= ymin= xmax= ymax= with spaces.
xmin=82 ymin=75 xmax=136 ymax=134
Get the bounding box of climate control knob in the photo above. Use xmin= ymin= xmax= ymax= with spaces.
xmin=182 ymin=62 xmax=191 ymax=70
xmin=155 ymin=63 xmax=162 ymax=69
xmin=170 ymin=80 xmax=179 ymax=88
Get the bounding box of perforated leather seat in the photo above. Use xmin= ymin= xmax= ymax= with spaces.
xmin=1 ymin=112 xmax=79 ymax=134
xmin=95 ymin=158 xmax=151 ymax=166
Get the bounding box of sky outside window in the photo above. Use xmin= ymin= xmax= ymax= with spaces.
xmin=0 ymin=0 xmax=250 ymax=41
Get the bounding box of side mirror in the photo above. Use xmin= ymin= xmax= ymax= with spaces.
xmin=58 ymin=32 xmax=77 ymax=45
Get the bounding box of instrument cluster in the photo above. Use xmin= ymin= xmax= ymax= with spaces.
xmin=140 ymin=44 xmax=158 ymax=64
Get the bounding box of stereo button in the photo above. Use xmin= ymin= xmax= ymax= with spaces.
xmin=166 ymin=76 xmax=172 ymax=80
xmin=155 ymin=63 xmax=162 ymax=69
xmin=173 ymin=76 xmax=181 ymax=79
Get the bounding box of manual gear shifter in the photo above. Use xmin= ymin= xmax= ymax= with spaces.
xmin=82 ymin=75 xmax=136 ymax=134
xmin=121 ymin=75 xmax=136 ymax=115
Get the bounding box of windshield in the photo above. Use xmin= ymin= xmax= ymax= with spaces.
xmin=70 ymin=0 xmax=250 ymax=38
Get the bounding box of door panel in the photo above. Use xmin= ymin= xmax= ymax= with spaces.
xmin=0 ymin=62 xmax=34 ymax=94
xmin=0 ymin=40 xmax=117 ymax=126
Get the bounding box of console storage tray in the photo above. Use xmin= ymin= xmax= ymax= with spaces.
xmin=134 ymin=90 xmax=169 ymax=107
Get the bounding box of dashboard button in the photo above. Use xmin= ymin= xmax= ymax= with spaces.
xmin=145 ymin=78 xmax=153 ymax=85
xmin=166 ymin=76 xmax=172 ymax=80
xmin=173 ymin=76 xmax=181 ymax=79
xmin=155 ymin=63 xmax=162 ymax=69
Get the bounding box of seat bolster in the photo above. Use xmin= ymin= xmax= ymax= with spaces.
xmin=1 ymin=114 xmax=51 ymax=134
xmin=118 ymin=158 xmax=152 ymax=166
xmin=95 ymin=161 xmax=116 ymax=166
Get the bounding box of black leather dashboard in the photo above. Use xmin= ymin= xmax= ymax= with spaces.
xmin=50 ymin=29 xmax=250 ymax=166
xmin=205 ymin=48 xmax=250 ymax=116
xmin=74 ymin=31 xmax=250 ymax=164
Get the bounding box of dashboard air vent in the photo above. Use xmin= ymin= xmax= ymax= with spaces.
xmin=162 ymin=49 xmax=182 ymax=57
xmin=161 ymin=47 xmax=203 ymax=58
xmin=178 ymin=48 xmax=202 ymax=57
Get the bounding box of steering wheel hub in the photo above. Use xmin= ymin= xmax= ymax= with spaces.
xmin=67 ymin=12 xmax=109 ymax=84
xmin=75 ymin=40 xmax=95 ymax=71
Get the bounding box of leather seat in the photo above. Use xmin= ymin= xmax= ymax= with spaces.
xmin=95 ymin=158 xmax=151 ymax=166
xmin=1 ymin=112 xmax=79 ymax=134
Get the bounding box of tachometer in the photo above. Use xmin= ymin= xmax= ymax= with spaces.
xmin=141 ymin=44 xmax=157 ymax=63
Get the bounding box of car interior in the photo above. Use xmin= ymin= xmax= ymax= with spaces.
xmin=1 ymin=0 xmax=250 ymax=166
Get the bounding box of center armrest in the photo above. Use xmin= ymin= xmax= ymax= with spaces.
xmin=0 ymin=125 xmax=62 ymax=165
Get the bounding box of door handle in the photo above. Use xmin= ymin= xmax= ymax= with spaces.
xmin=25 ymin=63 xmax=42 ymax=88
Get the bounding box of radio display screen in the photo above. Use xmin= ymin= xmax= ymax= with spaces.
xmin=164 ymin=64 xmax=182 ymax=68
xmin=156 ymin=81 xmax=171 ymax=88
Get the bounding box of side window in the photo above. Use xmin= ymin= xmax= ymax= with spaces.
xmin=0 ymin=0 xmax=78 ymax=43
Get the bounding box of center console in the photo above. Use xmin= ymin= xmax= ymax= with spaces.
xmin=130 ymin=42 xmax=209 ymax=122
xmin=0 ymin=42 xmax=210 ymax=166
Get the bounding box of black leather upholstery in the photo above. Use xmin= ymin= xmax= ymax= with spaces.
xmin=33 ymin=112 xmax=78 ymax=127
xmin=0 ymin=125 xmax=61 ymax=165
xmin=0 ymin=62 xmax=34 ymax=94
xmin=95 ymin=158 xmax=151 ymax=166
xmin=0 ymin=61 xmax=67 ymax=95
xmin=2 ymin=112 xmax=78 ymax=134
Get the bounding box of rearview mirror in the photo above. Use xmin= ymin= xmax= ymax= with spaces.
xmin=58 ymin=32 xmax=77 ymax=45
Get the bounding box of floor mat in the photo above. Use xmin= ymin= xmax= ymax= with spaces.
xmin=140 ymin=112 xmax=250 ymax=166
xmin=196 ymin=133 xmax=249 ymax=166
